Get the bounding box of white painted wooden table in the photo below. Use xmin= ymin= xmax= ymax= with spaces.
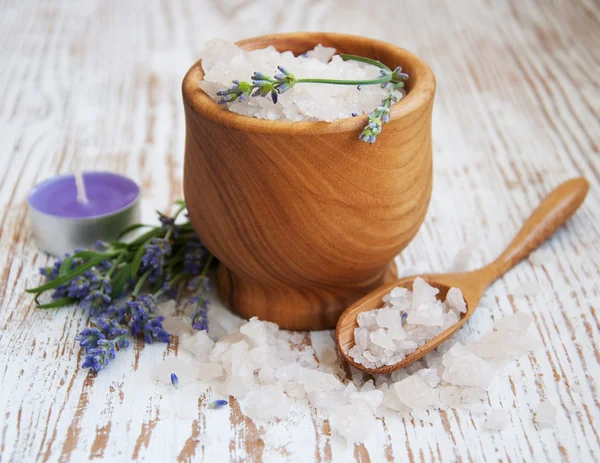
xmin=1 ymin=0 xmax=599 ymax=461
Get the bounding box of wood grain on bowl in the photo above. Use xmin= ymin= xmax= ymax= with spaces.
xmin=182 ymin=33 xmax=436 ymax=330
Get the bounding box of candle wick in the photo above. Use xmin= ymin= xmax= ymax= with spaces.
xmin=75 ymin=171 xmax=89 ymax=204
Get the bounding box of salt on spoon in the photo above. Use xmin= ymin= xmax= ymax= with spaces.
xmin=336 ymin=178 xmax=589 ymax=375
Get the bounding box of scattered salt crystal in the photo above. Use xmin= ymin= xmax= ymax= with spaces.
xmin=290 ymin=332 xmax=305 ymax=344
xmin=156 ymin=300 xmax=177 ymax=317
xmin=442 ymin=343 xmax=495 ymax=389
xmin=150 ymin=300 xmax=541 ymax=442
xmin=511 ymin=281 xmax=542 ymax=298
xmin=180 ymin=331 xmax=214 ymax=361
xmin=450 ymin=247 xmax=474 ymax=272
xmin=240 ymin=317 xmax=271 ymax=346
xmin=468 ymin=312 xmax=542 ymax=363
xmin=348 ymin=390 xmax=384 ymax=413
xmin=330 ymin=402 xmax=376 ymax=443
xmin=243 ymin=385 xmax=290 ymax=421
xmin=484 ymin=410 xmax=509 ymax=431
xmin=319 ymin=346 xmax=338 ymax=366
xmin=416 ymin=368 xmax=441 ymax=388
xmin=196 ymin=362 xmax=223 ymax=381
xmin=162 ymin=315 xmax=195 ymax=336
xmin=382 ymin=387 xmax=411 ymax=413
xmin=535 ymin=402 xmax=556 ymax=426
xmin=298 ymin=368 xmax=343 ymax=394
xmin=529 ymin=248 xmax=553 ymax=266
xmin=393 ymin=375 xmax=439 ymax=409
xmin=281 ymin=381 xmax=306 ymax=399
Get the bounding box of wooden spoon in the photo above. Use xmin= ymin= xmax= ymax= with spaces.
xmin=336 ymin=177 xmax=589 ymax=375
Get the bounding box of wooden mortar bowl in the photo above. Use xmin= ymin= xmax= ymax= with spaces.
xmin=182 ymin=32 xmax=436 ymax=330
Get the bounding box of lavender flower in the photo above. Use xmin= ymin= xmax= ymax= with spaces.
xmin=66 ymin=276 xmax=92 ymax=299
xmin=183 ymin=241 xmax=206 ymax=275
xmin=82 ymin=340 xmax=117 ymax=371
xmin=359 ymin=84 xmax=401 ymax=144
xmin=81 ymin=290 xmax=111 ymax=316
xmin=158 ymin=211 xmax=180 ymax=238
xmin=143 ymin=316 xmax=170 ymax=344
xmin=171 ymin=373 xmax=179 ymax=389
xmin=391 ymin=66 xmax=409 ymax=83
xmin=191 ymin=297 xmax=209 ymax=332
xmin=127 ymin=295 xmax=157 ymax=336
xmin=141 ymin=238 xmax=172 ymax=271
xmin=76 ymin=327 xmax=105 ymax=349
xmin=208 ymin=399 xmax=228 ymax=409
xmin=29 ymin=200 xmax=215 ymax=375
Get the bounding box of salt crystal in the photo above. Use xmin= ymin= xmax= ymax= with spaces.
xmin=529 ymin=248 xmax=553 ymax=266
xmin=450 ymin=247 xmax=474 ymax=272
xmin=393 ymin=375 xmax=439 ymax=409
xmin=156 ymin=300 xmax=177 ymax=317
xmin=348 ymin=390 xmax=384 ymax=413
xmin=484 ymin=410 xmax=509 ymax=431
xmin=412 ymin=278 xmax=440 ymax=308
xmin=290 ymin=332 xmax=305 ymax=344
xmin=330 ymin=403 xmax=376 ymax=443
xmin=162 ymin=315 xmax=195 ymax=336
xmin=511 ymin=281 xmax=542 ymax=298
xmin=376 ymin=308 xmax=403 ymax=329
xmin=391 ymin=369 xmax=409 ymax=383
xmin=442 ymin=343 xmax=495 ymax=389
xmin=180 ymin=331 xmax=214 ymax=361
xmin=305 ymin=44 xmax=337 ymax=62
xmin=240 ymin=317 xmax=270 ymax=346
xmin=535 ymin=402 xmax=556 ymax=426
xmin=275 ymin=363 xmax=300 ymax=382
xmin=298 ymin=368 xmax=343 ymax=394
xmin=319 ymin=346 xmax=338 ymax=366
xmin=243 ymin=385 xmax=290 ymax=421
xmin=258 ymin=367 xmax=276 ymax=385
xmin=382 ymin=387 xmax=411 ymax=413
xmin=416 ymin=368 xmax=441 ymax=388
xmin=370 ymin=329 xmax=396 ymax=350
xmin=197 ymin=362 xmax=223 ymax=381
xmin=281 ymin=381 xmax=306 ymax=399
xmin=446 ymin=287 xmax=467 ymax=314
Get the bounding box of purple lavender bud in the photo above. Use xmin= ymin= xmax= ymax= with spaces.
xmin=401 ymin=311 xmax=408 ymax=325
xmin=271 ymin=89 xmax=278 ymax=104
xmin=208 ymin=399 xmax=228 ymax=409
xmin=171 ymin=373 xmax=179 ymax=389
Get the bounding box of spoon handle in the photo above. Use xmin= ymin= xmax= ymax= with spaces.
xmin=480 ymin=177 xmax=589 ymax=284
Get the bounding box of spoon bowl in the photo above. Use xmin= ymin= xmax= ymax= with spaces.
xmin=336 ymin=178 xmax=590 ymax=375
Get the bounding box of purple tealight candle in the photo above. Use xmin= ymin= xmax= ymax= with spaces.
xmin=28 ymin=172 xmax=141 ymax=255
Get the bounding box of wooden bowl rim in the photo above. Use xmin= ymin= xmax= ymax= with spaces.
xmin=182 ymin=32 xmax=436 ymax=134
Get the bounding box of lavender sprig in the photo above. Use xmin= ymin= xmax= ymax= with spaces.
xmin=27 ymin=202 xmax=215 ymax=373
xmin=215 ymin=54 xmax=409 ymax=144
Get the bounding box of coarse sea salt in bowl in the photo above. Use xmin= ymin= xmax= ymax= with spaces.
xmin=182 ymin=32 xmax=436 ymax=331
